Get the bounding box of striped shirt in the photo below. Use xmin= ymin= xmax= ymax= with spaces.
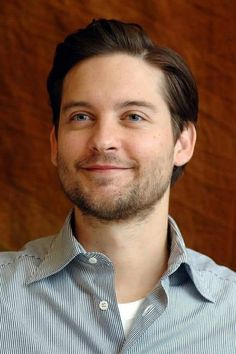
xmin=0 ymin=210 xmax=235 ymax=353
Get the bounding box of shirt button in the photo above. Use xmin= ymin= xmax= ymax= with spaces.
xmin=142 ymin=305 xmax=154 ymax=317
xmin=89 ymin=257 xmax=97 ymax=264
xmin=99 ymin=300 xmax=109 ymax=311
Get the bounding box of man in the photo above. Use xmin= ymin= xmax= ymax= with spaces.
xmin=1 ymin=19 xmax=235 ymax=353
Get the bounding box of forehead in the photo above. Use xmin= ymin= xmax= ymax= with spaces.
xmin=62 ymin=53 xmax=167 ymax=108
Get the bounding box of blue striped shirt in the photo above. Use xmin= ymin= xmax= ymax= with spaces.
xmin=1 ymin=211 xmax=236 ymax=353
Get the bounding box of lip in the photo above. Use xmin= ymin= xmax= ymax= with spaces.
xmin=84 ymin=165 xmax=129 ymax=171
xmin=81 ymin=165 xmax=132 ymax=172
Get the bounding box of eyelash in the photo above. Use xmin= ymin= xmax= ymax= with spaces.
xmin=69 ymin=112 xmax=146 ymax=123
xmin=126 ymin=113 xmax=144 ymax=122
xmin=70 ymin=113 xmax=91 ymax=121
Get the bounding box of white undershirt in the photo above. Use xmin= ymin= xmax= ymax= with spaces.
xmin=118 ymin=298 xmax=145 ymax=337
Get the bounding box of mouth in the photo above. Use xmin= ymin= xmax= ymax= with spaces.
xmin=80 ymin=165 xmax=133 ymax=173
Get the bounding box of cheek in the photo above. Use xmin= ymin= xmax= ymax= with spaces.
xmin=127 ymin=133 xmax=160 ymax=158
xmin=127 ymin=131 xmax=175 ymax=170
xmin=125 ymin=137 xmax=158 ymax=175
xmin=57 ymin=133 xmax=87 ymax=163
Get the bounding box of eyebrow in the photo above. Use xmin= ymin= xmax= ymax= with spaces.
xmin=61 ymin=100 xmax=157 ymax=114
xmin=61 ymin=101 xmax=93 ymax=113
xmin=115 ymin=100 xmax=157 ymax=112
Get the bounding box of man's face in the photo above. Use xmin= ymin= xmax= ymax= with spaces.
xmin=51 ymin=54 xmax=186 ymax=221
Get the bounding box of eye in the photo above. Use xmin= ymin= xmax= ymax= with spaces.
xmin=70 ymin=113 xmax=91 ymax=121
xmin=127 ymin=113 xmax=144 ymax=122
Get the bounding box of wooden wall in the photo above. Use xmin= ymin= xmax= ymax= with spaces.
xmin=0 ymin=0 xmax=235 ymax=270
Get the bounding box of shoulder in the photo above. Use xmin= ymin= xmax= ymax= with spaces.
xmin=0 ymin=235 xmax=55 ymax=271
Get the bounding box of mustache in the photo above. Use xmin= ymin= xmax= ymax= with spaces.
xmin=74 ymin=153 xmax=137 ymax=169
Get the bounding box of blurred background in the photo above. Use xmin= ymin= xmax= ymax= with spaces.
xmin=0 ymin=0 xmax=235 ymax=270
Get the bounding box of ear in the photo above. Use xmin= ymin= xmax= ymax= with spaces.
xmin=50 ymin=126 xmax=58 ymax=167
xmin=174 ymin=123 xmax=197 ymax=167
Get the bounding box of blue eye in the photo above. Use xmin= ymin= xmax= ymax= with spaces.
xmin=71 ymin=113 xmax=90 ymax=121
xmin=128 ymin=114 xmax=143 ymax=121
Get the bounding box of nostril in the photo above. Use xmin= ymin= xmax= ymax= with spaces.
xmin=91 ymin=145 xmax=117 ymax=152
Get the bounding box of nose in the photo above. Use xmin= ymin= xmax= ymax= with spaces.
xmin=88 ymin=119 xmax=121 ymax=153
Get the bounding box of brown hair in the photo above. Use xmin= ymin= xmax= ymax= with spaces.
xmin=47 ymin=19 xmax=198 ymax=184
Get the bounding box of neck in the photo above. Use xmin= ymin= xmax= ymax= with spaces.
xmin=74 ymin=195 xmax=170 ymax=303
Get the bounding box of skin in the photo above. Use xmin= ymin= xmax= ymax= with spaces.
xmin=50 ymin=54 xmax=196 ymax=303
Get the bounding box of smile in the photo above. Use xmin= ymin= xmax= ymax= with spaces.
xmin=81 ymin=165 xmax=132 ymax=173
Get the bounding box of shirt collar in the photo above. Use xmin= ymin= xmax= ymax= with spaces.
xmin=166 ymin=216 xmax=215 ymax=303
xmin=26 ymin=210 xmax=85 ymax=285
xmin=26 ymin=210 xmax=215 ymax=302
